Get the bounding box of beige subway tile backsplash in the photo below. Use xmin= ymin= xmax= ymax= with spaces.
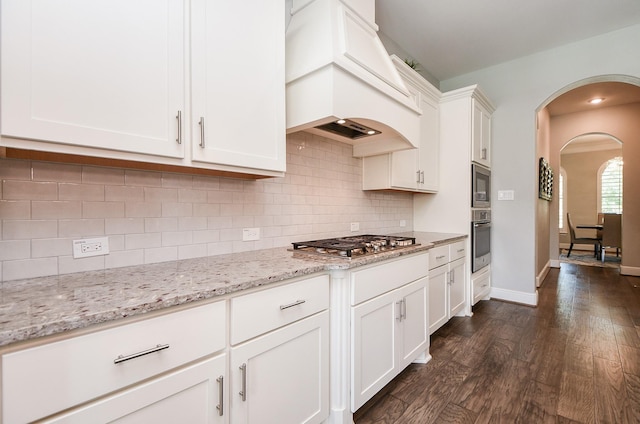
xmin=0 ymin=135 xmax=413 ymax=282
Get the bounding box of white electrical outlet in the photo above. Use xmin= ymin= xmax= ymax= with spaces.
xmin=73 ymin=237 xmax=110 ymax=258
xmin=242 ymin=228 xmax=260 ymax=241
xmin=498 ymin=190 xmax=515 ymax=201
xmin=350 ymin=222 xmax=360 ymax=232
xmin=400 ymin=220 xmax=407 ymax=227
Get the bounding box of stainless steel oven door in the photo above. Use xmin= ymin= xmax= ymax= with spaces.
xmin=472 ymin=220 xmax=491 ymax=273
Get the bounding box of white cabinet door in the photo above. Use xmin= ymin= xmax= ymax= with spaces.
xmin=45 ymin=355 xmax=226 ymax=424
xmin=1 ymin=0 xmax=185 ymax=158
xmin=351 ymin=290 xmax=397 ymax=411
xmin=428 ymin=264 xmax=448 ymax=334
xmin=397 ymin=277 xmax=429 ymax=370
xmin=352 ymin=277 xmax=428 ymax=410
xmin=417 ymin=94 xmax=440 ymax=192
xmin=229 ymin=311 xmax=329 ymax=424
xmin=449 ymin=258 xmax=466 ymax=317
xmin=190 ymin=0 xmax=285 ymax=173
xmin=472 ymin=100 xmax=491 ymax=167
xmin=390 ymin=149 xmax=420 ymax=190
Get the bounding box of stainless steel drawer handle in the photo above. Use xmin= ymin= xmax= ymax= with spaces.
xmin=216 ymin=375 xmax=224 ymax=416
xmin=113 ymin=343 xmax=169 ymax=364
xmin=280 ymin=299 xmax=306 ymax=310
xmin=457 ymin=248 xmax=465 ymax=253
xmin=239 ymin=363 xmax=247 ymax=401
xmin=436 ymin=255 xmax=446 ymax=260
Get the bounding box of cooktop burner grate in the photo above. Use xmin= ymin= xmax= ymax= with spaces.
xmin=292 ymin=235 xmax=417 ymax=258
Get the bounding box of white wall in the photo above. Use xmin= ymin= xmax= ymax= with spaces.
xmin=437 ymin=23 xmax=640 ymax=299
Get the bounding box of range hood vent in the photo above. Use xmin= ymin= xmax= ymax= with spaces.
xmin=285 ymin=0 xmax=422 ymax=157
xmin=315 ymin=119 xmax=381 ymax=140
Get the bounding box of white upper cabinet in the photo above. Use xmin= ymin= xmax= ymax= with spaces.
xmin=1 ymin=0 xmax=186 ymax=159
xmin=0 ymin=0 xmax=285 ymax=178
xmin=190 ymin=0 xmax=285 ymax=173
xmin=362 ymin=56 xmax=440 ymax=193
xmin=471 ymin=98 xmax=492 ymax=167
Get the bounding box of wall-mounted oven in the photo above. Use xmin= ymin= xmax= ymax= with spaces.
xmin=471 ymin=209 xmax=491 ymax=273
xmin=472 ymin=163 xmax=491 ymax=208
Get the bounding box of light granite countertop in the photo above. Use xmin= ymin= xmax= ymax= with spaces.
xmin=0 ymin=232 xmax=465 ymax=348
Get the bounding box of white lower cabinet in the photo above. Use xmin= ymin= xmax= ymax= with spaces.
xmin=228 ymin=274 xmax=330 ymax=424
xmin=350 ymin=253 xmax=429 ymax=411
xmin=2 ymin=301 xmax=227 ymax=424
xmin=472 ymin=264 xmax=492 ymax=305
xmin=351 ymin=277 xmax=428 ymax=410
xmin=44 ymin=355 xmax=227 ymax=424
xmin=428 ymin=263 xmax=449 ymax=334
xmin=229 ymin=311 xmax=329 ymax=424
xmin=428 ymin=241 xmax=467 ymax=335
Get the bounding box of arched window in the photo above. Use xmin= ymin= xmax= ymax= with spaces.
xmin=598 ymin=157 xmax=623 ymax=213
xmin=558 ymin=167 xmax=567 ymax=231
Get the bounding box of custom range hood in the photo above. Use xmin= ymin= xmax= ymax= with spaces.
xmin=285 ymin=0 xmax=422 ymax=157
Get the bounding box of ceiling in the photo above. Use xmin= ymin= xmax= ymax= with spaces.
xmin=374 ymin=0 xmax=640 ymax=115
xmin=375 ymin=0 xmax=640 ymax=82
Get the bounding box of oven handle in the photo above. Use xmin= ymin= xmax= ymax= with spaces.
xmin=473 ymin=221 xmax=491 ymax=228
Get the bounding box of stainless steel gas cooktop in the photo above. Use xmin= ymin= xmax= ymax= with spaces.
xmin=292 ymin=235 xmax=418 ymax=258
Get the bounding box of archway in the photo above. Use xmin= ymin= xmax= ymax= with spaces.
xmin=535 ymin=75 xmax=640 ymax=279
xmin=558 ymin=133 xmax=622 ymax=262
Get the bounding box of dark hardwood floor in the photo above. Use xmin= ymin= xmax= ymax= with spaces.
xmin=354 ymin=263 xmax=640 ymax=423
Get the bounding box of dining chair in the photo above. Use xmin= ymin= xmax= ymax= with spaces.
xmin=601 ymin=213 xmax=622 ymax=262
xmin=566 ymin=213 xmax=600 ymax=258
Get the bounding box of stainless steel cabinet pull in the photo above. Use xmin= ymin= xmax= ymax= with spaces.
xmin=481 ymin=147 xmax=487 ymax=159
xmin=216 ymin=375 xmax=224 ymax=416
xmin=401 ymin=298 xmax=407 ymax=320
xmin=199 ymin=117 xmax=205 ymax=148
xmin=457 ymin=248 xmax=465 ymax=253
xmin=176 ymin=111 xmax=182 ymax=144
xmin=239 ymin=363 xmax=247 ymax=401
xmin=420 ymin=171 xmax=425 ymax=184
xmin=416 ymin=170 xmax=421 ymax=183
xmin=396 ymin=301 xmax=402 ymax=321
xmin=113 ymin=343 xmax=169 ymax=364
xmin=436 ymin=255 xmax=446 ymax=260
xmin=280 ymin=299 xmax=306 ymax=310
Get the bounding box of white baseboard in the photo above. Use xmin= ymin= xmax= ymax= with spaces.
xmin=490 ymin=287 xmax=538 ymax=306
xmin=536 ymin=261 xmax=550 ymax=287
xmin=621 ymin=266 xmax=640 ymax=276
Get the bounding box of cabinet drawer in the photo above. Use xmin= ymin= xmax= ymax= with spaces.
xmin=450 ymin=240 xmax=467 ymax=261
xmin=428 ymin=245 xmax=450 ymax=270
xmin=230 ymin=274 xmax=329 ymax=345
xmin=472 ymin=267 xmax=491 ymax=305
xmin=351 ymin=253 xmax=428 ymax=305
xmin=2 ymin=301 xmax=226 ymax=424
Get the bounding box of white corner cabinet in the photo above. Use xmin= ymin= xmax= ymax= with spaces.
xmin=1 ymin=274 xmax=330 ymax=424
xmin=362 ymin=56 xmax=440 ymax=193
xmin=428 ymin=240 xmax=467 ymax=335
xmin=349 ymin=253 xmax=429 ymax=411
xmin=0 ymin=0 xmax=285 ymax=178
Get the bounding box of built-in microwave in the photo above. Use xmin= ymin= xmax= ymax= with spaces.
xmin=472 ymin=163 xmax=491 ymax=208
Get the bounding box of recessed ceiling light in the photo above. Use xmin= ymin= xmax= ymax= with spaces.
xmin=589 ymin=98 xmax=604 ymax=104
xmin=336 ymin=119 xmax=346 ymax=124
